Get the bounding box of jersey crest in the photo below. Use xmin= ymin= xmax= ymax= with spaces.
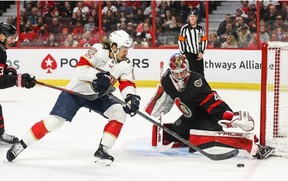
xmin=175 ymin=98 xmax=192 ymax=118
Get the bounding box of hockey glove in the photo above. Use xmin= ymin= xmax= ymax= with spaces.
xmin=123 ymin=94 xmax=141 ymax=117
xmin=91 ymin=71 xmax=112 ymax=96
xmin=5 ymin=66 xmax=17 ymax=76
xmin=16 ymin=73 xmax=36 ymax=89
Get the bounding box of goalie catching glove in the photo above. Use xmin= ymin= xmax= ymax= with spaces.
xmin=91 ymin=71 xmax=113 ymax=96
xmin=123 ymin=94 xmax=141 ymax=117
xmin=16 ymin=73 xmax=36 ymax=89
xmin=218 ymin=111 xmax=255 ymax=132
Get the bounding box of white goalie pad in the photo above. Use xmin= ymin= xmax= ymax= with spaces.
xmin=144 ymin=84 xmax=174 ymax=117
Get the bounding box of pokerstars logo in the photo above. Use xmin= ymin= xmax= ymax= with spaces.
xmin=41 ymin=54 xmax=57 ymax=73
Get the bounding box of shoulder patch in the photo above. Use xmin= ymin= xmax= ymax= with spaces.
xmin=84 ymin=47 xmax=98 ymax=59
xmin=194 ymin=78 xmax=203 ymax=87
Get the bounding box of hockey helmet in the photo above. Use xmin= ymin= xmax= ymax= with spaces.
xmin=108 ymin=30 xmax=133 ymax=49
xmin=169 ymin=53 xmax=189 ymax=81
xmin=188 ymin=10 xmax=198 ymax=17
xmin=0 ymin=22 xmax=18 ymax=41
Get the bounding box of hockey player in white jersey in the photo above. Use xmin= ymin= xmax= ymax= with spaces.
xmin=6 ymin=30 xmax=140 ymax=165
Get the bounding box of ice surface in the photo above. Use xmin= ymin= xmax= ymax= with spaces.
xmin=0 ymin=86 xmax=287 ymax=181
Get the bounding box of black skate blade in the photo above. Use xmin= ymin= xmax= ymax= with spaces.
xmin=94 ymin=157 xmax=113 ymax=166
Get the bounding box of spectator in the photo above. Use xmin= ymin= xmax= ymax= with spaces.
xmin=218 ymin=22 xmax=238 ymax=43
xmin=90 ymin=9 xmax=99 ymax=27
xmin=126 ymin=22 xmax=135 ymax=37
xmin=106 ymin=9 xmax=119 ymax=27
xmin=133 ymin=32 xmax=149 ymax=48
xmin=102 ymin=1 xmax=117 ymax=15
xmin=185 ymin=1 xmax=202 ymax=22
xmin=118 ymin=1 xmax=133 ymax=19
xmin=207 ymin=33 xmax=221 ymax=48
xmin=78 ymin=30 xmax=97 ymax=47
xmin=35 ymin=25 xmax=49 ymax=45
xmin=72 ymin=20 xmax=84 ymax=41
xmin=84 ymin=16 xmax=96 ymax=32
xmin=222 ymin=35 xmax=238 ymax=48
xmin=58 ymin=27 xmax=70 ymax=45
xmin=19 ymin=23 xmax=36 ymax=43
xmin=118 ymin=10 xmax=130 ymax=25
xmin=247 ymin=33 xmax=260 ymax=49
xmin=28 ymin=7 xmax=39 ymax=26
xmin=47 ymin=17 xmax=63 ymax=35
xmin=217 ymin=14 xmax=233 ymax=36
xmin=32 ymin=16 xmax=46 ymax=34
xmin=6 ymin=16 xmax=15 ymax=26
xmin=273 ymin=15 xmax=288 ymax=30
xmin=245 ymin=11 xmax=257 ymax=33
xmin=102 ymin=15 xmax=111 ymax=32
xmin=71 ymin=10 xmax=86 ymax=26
xmin=240 ymin=0 xmax=250 ymax=14
xmin=133 ymin=8 xmax=145 ymax=24
xmin=260 ymin=25 xmax=270 ymax=42
xmin=264 ymin=4 xmax=278 ymax=30
xmin=73 ymin=1 xmax=90 ymax=19
xmin=62 ymin=1 xmax=73 ymax=17
xmin=237 ymin=25 xmax=251 ymax=47
xmin=271 ymin=27 xmax=287 ymax=41
xmin=62 ymin=34 xmax=79 ymax=47
xmin=45 ymin=33 xmax=59 ymax=47
xmin=162 ymin=9 xmax=177 ymax=32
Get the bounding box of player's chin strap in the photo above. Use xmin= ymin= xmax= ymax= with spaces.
xmin=109 ymin=93 xmax=239 ymax=161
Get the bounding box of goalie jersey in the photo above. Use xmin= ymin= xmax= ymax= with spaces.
xmin=66 ymin=43 xmax=136 ymax=98
xmin=161 ymin=70 xmax=233 ymax=122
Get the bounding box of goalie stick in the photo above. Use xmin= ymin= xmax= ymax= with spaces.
xmin=109 ymin=94 xmax=239 ymax=161
xmin=35 ymin=81 xmax=239 ymax=160
xmin=157 ymin=61 xmax=174 ymax=152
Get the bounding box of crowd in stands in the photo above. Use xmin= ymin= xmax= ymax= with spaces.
xmin=208 ymin=0 xmax=288 ymax=49
xmin=3 ymin=1 xmax=287 ymax=49
xmin=4 ymin=0 xmax=207 ymax=48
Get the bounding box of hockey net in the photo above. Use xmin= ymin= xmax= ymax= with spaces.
xmin=260 ymin=41 xmax=288 ymax=157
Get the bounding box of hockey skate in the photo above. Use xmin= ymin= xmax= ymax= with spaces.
xmin=254 ymin=145 xmax=275 ymax=159
xmin=0 ymin=132 xmax=19 ymax=145
xmin=6 ymin=140 xmax=27 ymax=162
xmin=94 ymin=144 xmax=114 ymax=166
xmin=218 ymin=111 xmax=255 ymax=132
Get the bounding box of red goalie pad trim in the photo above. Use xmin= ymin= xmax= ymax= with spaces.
xmin=145 ymin=85 xmax=164 ymax=115
xmin=189 ymin=129 xmax=257 ymax=153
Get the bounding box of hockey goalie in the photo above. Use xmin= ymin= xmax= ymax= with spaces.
xmin=145 ymin=53 xmax=274 ymax=159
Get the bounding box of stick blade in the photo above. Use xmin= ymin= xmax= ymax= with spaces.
xmin=156 ymin=142 xmax=174 ymax=153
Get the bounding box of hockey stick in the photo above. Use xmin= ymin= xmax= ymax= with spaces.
xmin=156 ymin=61 xmax=174 ymax=152
xmin=34 ymin=81 xmax=115 ymax=101
xmin=35 ymin=81 xmax=239 ymax=160
xmin=109 ymin=94 xmax=239 ymax=161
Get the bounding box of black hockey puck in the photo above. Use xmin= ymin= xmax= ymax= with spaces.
xmin=237 ymin=164 xmax=245 ymax=168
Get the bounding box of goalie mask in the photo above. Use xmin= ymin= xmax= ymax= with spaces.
xmin=169 ymin=53 xmax=190 ymax=91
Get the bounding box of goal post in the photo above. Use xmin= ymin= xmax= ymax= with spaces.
xmin=260 ymin=41 xmax=288 ymax=156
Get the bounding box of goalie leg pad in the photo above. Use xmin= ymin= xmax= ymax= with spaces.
xmin=189 ymin=129 xmax=259 ymax=156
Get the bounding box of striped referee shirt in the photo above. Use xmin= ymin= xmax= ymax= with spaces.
xmin=178 ymin=23 xmax=207 ymax=55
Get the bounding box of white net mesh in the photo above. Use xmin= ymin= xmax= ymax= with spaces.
xmin=265 ymin=41 xmax=288 ymax=156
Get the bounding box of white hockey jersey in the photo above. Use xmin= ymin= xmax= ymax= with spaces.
xmin=66 ymin=43 xmax=136 ymax=98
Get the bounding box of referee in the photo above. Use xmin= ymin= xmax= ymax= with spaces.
xmin=178 ymin=10 xmax=207 ymax=76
